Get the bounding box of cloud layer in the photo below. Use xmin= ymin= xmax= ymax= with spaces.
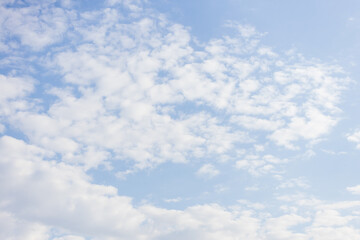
xmin=0 ymin=0 xmax=359 ymax=239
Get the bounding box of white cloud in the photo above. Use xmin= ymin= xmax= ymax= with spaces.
xmin=0 ymin=74 xmax=35 ymax=116
xmin=236 ymin=154 xmax=287 ymax=176
xmin=347 ymin=185 xmax=360 ymax=195
xmin=347 ymin=130 xmax=360 ymax=149
xmin=0 ymin=135 xmax=261 ymax=240
xmin=0 ymin=3 xmax=70 ymax=50
xmin=0 ymin=136 xmax=146 ymax=239
xmin=254 ymin=144 xmax=265 ymax=152
xmin=53 ymin=236 xmax=86 ymax=240
xmin=307 ymin=226 xmax=360 ymax=240
xmin=196 ymin=164 xmax=220 ymax=179
xmin=0 ymin=1 xmax=356 ymax=239
xmin=1 ymin=135 xmax=360 ymax=239
xmin=146 ymin=204 xmax=262 ymax=240
xmin=106 ymin=0 xmax=145 ymax=11
xmin=1 ymin=0 xmax=347 ymax=175
xmin=230 ymin=115 xmax=284 ymax=131
xmin=224 ymin=21 xmax=259 ymax=39
xmin=258 ymin=47 xmax=277 ymax=57
xmin=265 ymin=214 xmax=310 ymax=240
xmin=164 ymin=197 xmax=182 ymax=203
xmin=277 ymin=177 xmax=310 ymax=189
xmin=312 ymin=209 xmax=354 ymax=227
xmin=0 ymin=75 xmax=34 ymax=101
xmin=0 ymin=211 xmax=50 ymax=240
xmin=0 ymin=136 xmax=265 ymax=239
xmin=245 ymin=186 xmax=260 ymax=191
xmin=237 ymin=200 xmax=265 ymax=210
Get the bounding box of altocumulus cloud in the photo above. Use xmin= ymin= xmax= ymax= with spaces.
xmin=0 ymin=0 xmax=360 ymax=239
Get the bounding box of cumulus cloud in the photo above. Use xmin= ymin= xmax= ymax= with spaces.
xmin=0 ymin=211 xmax=50 ymax=240
xmin=0 ymin=136 xmax=146 ymax=239
xmin=0 ymin=2 xmax=70 ymax=50
xmin=1 ymin=0 xmax=347 ymax=175
xmin=265 ymin=214 xmax=310 ymax=240
xmin=0 ymin=74 xmax=35 ymax=116
xmin=0 ymin=1 xmax=355 ymax=239
xmin=1 ymin=136 xmax=360 ymax=239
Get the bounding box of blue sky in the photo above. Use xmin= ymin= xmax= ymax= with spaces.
xmin=1 ymin=0 xmax=360 ymax=239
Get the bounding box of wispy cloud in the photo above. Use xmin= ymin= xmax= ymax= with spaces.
xmin=196 ymin=164 xmax=220 ymax=179
xmin=347 ymin=185 xmax=360 ymax=195
xmin=347 ymin=130 xmax=360 ymax=149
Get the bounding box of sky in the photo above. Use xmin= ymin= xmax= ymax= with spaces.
xmin=1 ymin=0 xmax=360 ymax=239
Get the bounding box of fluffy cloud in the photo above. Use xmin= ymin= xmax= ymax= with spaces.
xmin=0 ymin=1 xmax=355 ymax=239
xmin=0 ymin=136 xmax=146 ymax=239
xmin=1 ymin=136 xmax=360 ymax=239
xmin=0 ymin=0 xmax=347 ymax=175
xmin=0 ymin=136 xmax=278 ymax=239
xmin=265 ymin=214 xmax=310 ymax=240
xmin=0 ymin=74 xmax=34 ymax=116
xmin=0 ymin=1 xmax=70 ymax=50
xmin=0 ymin=211 xmax=50 ymax=240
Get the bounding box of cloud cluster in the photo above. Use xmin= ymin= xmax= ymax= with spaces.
xmin=1 ymin=0 xmax=348 ymax=176
xmin=0 ymin=0 xmax=71 ymax=51
xmin=1 ymin=136 xmax=360 ymax=239
xmin=0 ymin=0 xmax=356 ymax=239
